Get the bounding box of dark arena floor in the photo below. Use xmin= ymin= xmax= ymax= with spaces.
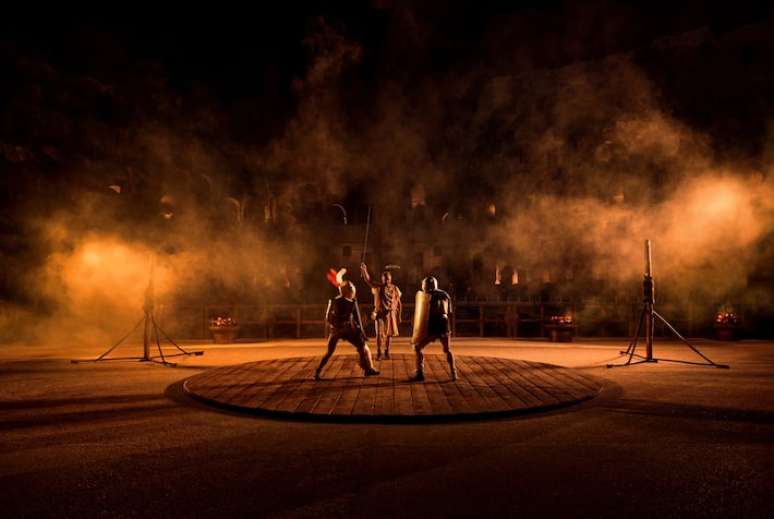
xmin=2 ymin=338 xmax=773 ymax=518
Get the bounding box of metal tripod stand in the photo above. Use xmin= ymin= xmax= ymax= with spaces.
xmin=607 ymin=240 xmax=729 ymax=369
xmin=71 ymin=264 xmax=203 ymax=367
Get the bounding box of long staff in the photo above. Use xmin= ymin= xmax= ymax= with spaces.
xmin=361 ymin=205 xmax=372 ymax=263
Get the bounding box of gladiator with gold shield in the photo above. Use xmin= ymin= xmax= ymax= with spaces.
xmin=410 ymin=276 xmax=456 ymax=381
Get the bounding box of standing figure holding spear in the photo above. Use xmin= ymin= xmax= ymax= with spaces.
xmin=358 ymin=206 xmax=403 ymax=360
xmin=361 ymin=262 xmax=402 ymax=360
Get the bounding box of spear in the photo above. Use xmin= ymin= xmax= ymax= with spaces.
xmin=361 ymin=205 xmax=372 ymax=264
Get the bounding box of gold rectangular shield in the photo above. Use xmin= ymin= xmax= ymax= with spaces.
xmin=411 ymin=290 xmax=430 ymax=344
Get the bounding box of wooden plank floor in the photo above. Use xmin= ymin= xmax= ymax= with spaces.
xmin=183 ymin=354 xmax=603 ymax=421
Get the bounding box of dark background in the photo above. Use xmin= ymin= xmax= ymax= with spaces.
xmin=2 ymin=1 xmax=773 ymax=331
xmin=3 ymin=2 xmax=772 ymax=154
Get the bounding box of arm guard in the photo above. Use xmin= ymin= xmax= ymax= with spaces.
xmin=324 ymin=299 xmax=334 ymax=327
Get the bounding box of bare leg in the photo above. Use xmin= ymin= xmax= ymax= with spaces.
xmin=315 ymin=335 xmax=338 ymax=380
xmin=352 ymin=335 xmax=379 ymax=376
xmin=359 ymin=344 xmax=377 ymax=371
xmin=411 ymin=337 xmax=431 ymax=380
xmin=384 ymin=335 xmax=391 ymax=359
xmin=441 ymin=336 xmax=456 ymax=381
xmin=375 ymin=323 xmax=383 ymax=360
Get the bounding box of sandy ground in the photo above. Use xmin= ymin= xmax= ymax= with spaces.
xmin=1 ymin=337 xmax=773 ymax=518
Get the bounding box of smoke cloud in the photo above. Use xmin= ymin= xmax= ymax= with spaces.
xmin=2 ymin=9 xmax=773 ymax=344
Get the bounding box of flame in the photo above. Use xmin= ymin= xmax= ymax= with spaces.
xmin=549 ymin=315 xmax=574 ymax=325
xmin=715 ymin=312 xmax=738 ymax=325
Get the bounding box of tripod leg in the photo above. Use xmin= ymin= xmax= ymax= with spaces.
xmin=152 ymin=316 xmax=194 ymax=355
xmin=143 ymin=315 xmax=152 ymax=361
xmin=653 ymin=311 xmax=725 ymax=367
xmin=94 ymin=317 xmax=145 ymax=361
xmin=153 ymin=321 xmax=169 ymax=365
xmin=608 ymin=306 xmax=649 ymax=368
xmin=645 ymin=304 xmax=655 ymax=361
xmin=622 ymin=307 xmax=648 ymax=365
xmin=622 ymin=307 xmax=645 ymax=356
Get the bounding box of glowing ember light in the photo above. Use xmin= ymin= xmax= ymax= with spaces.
xmin=546 ymin=313 xmax=575 ymax=342
xmin=210 ymin=316 xmax=238 ymax=328
xmin=715 ymin=312 xmax=738 ymax=326
xmin=549 ymin=315 xmax=574 ymax=326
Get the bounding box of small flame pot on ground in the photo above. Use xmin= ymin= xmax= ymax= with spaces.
xmin=210 ymin=325 xmax=240 ymax=344
xmin=714 ymin=313 xmax=739 ymax=341
xmin=209 ymin=316 xmax=240 ymax=344
xmin=545 ymin=315 xmax=576 ymax=342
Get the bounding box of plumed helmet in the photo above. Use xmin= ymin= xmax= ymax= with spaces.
xmin=421 ymin=276 xmax=438 ymax=292
xmin=339 ymin=281 xmax=356 ymax=299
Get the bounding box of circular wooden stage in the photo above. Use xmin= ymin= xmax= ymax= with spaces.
xmin=183 ymin=354 xmax=603 ymax=422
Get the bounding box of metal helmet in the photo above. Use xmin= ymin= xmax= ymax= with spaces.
xmin=422 ymin=276 xmax=438 ymax=292
xmin=339 ymin=281 xmax=356 ymax=299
